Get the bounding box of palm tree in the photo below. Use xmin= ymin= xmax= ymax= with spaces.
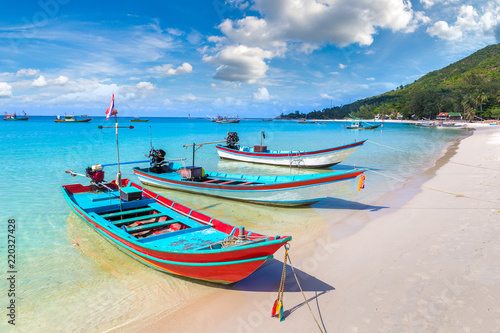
xmin=462 ymin=95 xmax=475 ymax=121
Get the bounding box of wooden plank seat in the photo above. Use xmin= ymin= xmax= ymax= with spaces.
xmin=126 ymin=219 xmax=180 ymax=233
xmin=100 ymin=207 xmax=155 ymax=219
xmin=218 ymin=180 xmax=236 ymax=185
xmin=112 ymin=213 xmax=167 ymax=227
xmin=202 ymin=179 xmax=219 ymax=183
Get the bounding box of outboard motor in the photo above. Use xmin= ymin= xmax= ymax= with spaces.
xmin=226 ymin=131 xmax=239 ymax=149
xmin=85 ymin=164 xmax=105 ymax=184
xmin=148 ymin=148 xmax=166 ymax=173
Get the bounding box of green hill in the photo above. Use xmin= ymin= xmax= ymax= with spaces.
xmin=282 ymin=43 xmax=500 ymax=120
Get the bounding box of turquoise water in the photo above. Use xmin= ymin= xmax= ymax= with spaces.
xmin=0 ymin=117 xmax=466 ymax=331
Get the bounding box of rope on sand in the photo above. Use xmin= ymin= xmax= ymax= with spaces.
xmin=367 ymin=140 xmax=500 ymax=171
xmin=273 ymin=244 xmax=324 ymax=332
xmin=368 ymin=169 xmax=500 ymax=205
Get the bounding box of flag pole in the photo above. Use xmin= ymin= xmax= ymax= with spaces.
xmin=114 ymin=111 xmax=122 ymax=189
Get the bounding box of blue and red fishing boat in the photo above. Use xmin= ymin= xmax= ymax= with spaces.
xmin=132 ymin=161 xmax=367 ymax=206
xmin=62 ymin=176 xmax=291 ymax=284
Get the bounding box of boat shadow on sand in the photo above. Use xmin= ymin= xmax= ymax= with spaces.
xmin=232 ymin=258 xmax=334 ymax=293
xmin=312 ymin=197 xmax=387 ymax=211
xmin=232 ymin=258 xmax=333 ymax=330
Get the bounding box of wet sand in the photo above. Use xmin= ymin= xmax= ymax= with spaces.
xmin=131 ymin=124 xmax=500 ymax=333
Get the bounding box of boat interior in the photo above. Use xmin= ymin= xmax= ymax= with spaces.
xmin=75 ymin=189 xmax=254 ymax=250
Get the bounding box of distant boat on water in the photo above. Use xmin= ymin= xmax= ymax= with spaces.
xmin=4 ymin=111 xmax=29 ymax=121
xmin=55 ymin=115 xmax=93 ymax=123
xmin=130 ymin=117 xmax=149 ymax=122
xmin=214 ymin=114 xmax=241 ymax=123
xmin=343 ymin=119 xmax=381 ymax=130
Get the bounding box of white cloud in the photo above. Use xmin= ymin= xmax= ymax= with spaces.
xmin=136 ymin=82 xmax=155 ymax=90
xmin=320 ymin=93 xmax=334 ymax=99
xmin=149 ymin=63 xmax=193 ymax=76
xmin=420 ymin=0 xmax=459 ymax=9
xmin=203 ymin=45 xmax=274 ymax=83
xmin=16 ymin=69 xmax=40 ymax=77
xmin=51 ymin=75 xmax=69 ymax=85
xmin=0 ymin=82 xmax=13 ymax=98
xmin=339 ymin=64 xmax=347 ymax=69
xmin=329 ymin=71 xmax=340 ymax=75
xmin=205 ymin=0 xmax=423 ymax=84
xmin=234 ymin=0 xmax=416 ymax=47
xmin=177 ymin=94 xmax=196 ymax=101
xmin=427 ymin=4 xmax=500 ymax=41
xmin=32 ymin=75 xmax=69 ymax=87
xmin=33 ymin=76 xmax=48 ymax=87
xmin=187 ymin=30 xmax=203 ymax=44
xmin=167 ymin=28 xmax=183 ymax=36
xmin=253 ymin=87 xmax=270 ymax=100
xmin=427 ymin=21 xmax=462 ymax=40
xmin=366 ymin=77 xmax=375 ymax=81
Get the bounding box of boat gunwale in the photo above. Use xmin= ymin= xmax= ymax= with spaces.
xmin=215 ymin=139 xmax=367 ymax=158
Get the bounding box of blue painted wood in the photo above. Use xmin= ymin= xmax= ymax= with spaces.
xmin=112 ymin=213 xmax=167 ymax=227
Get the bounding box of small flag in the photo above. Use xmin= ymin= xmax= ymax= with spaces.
xmin=358 ymin=174 xmax=365 ymax=191
xmin=105 ymin=94 xmax=114 ymax=120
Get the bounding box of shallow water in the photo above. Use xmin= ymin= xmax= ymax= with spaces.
xmin=0 ymin=117 xmax=466 ymax=331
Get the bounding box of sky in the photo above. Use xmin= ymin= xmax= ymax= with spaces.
xmin=0 ymin=0 xmax=499 ymax=118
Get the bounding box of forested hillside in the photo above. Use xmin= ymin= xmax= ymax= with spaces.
xmin=281 ymin=43 xmax=500 ymax=120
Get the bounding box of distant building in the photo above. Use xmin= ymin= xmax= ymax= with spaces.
xmin=436 ymin=112 xmax=462 ymax=120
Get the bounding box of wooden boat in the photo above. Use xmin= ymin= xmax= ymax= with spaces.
xmin=133 ymin=162 xmax=367 ymax=206
xmin=343 ymin=120 xmax=380 ymax=130
xmin=215 ymin=139 xmax=367 ymax=168
xmin=55 ymin=115 xmax=93 ymax=122
xmin=130 ymin=117 xmax=150 ymax=122
xmin=436 ymin=122 xmax=467 ymax=129
xmin=62 ymin=178 xmax=290 ymax=284
xmin=297 ymin=119 xmax=315 ymax=124
xmin=214 ymin=114 xmax=241 ymax=123
xmin=4 ymin=111 xmax=29 ymax=121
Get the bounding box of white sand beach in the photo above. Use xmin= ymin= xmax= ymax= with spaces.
xmin=134 ymin=124 xmax=500 ymax=333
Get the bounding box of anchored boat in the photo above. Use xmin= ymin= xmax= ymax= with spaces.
xmin=55 ymin=115 xmax=93 ymax=122
xmin=132 ymin=148 xmax=367 ymax=206
xmin=62 ymin=176 xmax=290 ymax=284
xmin=343 ymin=120 xmax=381 ymax=130
xmin=216 ymin=132 xmax=366 ymax=168
xmin=4 ymin=111 xmax=29 ymax=121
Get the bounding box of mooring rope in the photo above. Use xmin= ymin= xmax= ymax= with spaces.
xmin=286 ymin=250 xmax=324 ymax=333
xmin=368 ymin=169 xmax=500 ymax=205
xmin=367 ymin=140 xmax=500 ymax=171
xmin=273 ymin=244 xmax=324 ymax=332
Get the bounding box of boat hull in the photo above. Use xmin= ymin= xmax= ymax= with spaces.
xmin=215 ymin=140 xmax=366 ymax=168
xmin=344 ymin=125 xmax=380 ymax=129
xmin=133 ymin=167 xmax=366 ymax=206
xmin=55 ymin=119 xmax=92 ymax=122
xmin=62 ymin=180 xmax=290 ymax=284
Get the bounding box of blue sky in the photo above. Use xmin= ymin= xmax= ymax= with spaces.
xmin=0 ymin=0 xmax=498 ymax=117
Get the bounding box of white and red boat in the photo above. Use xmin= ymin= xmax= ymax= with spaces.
xmin=215 ymin=138 xmax=366 ymax=168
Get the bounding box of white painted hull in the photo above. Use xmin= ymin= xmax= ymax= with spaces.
xmin=216 ymin=141 xmax=366 ymax=168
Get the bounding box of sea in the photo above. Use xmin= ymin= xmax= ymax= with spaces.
xmin=0 ymin=116 xmax=468 ymax=332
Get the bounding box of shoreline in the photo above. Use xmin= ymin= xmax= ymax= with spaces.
xmin=127 ymin=123 xmax=500 ymax=333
